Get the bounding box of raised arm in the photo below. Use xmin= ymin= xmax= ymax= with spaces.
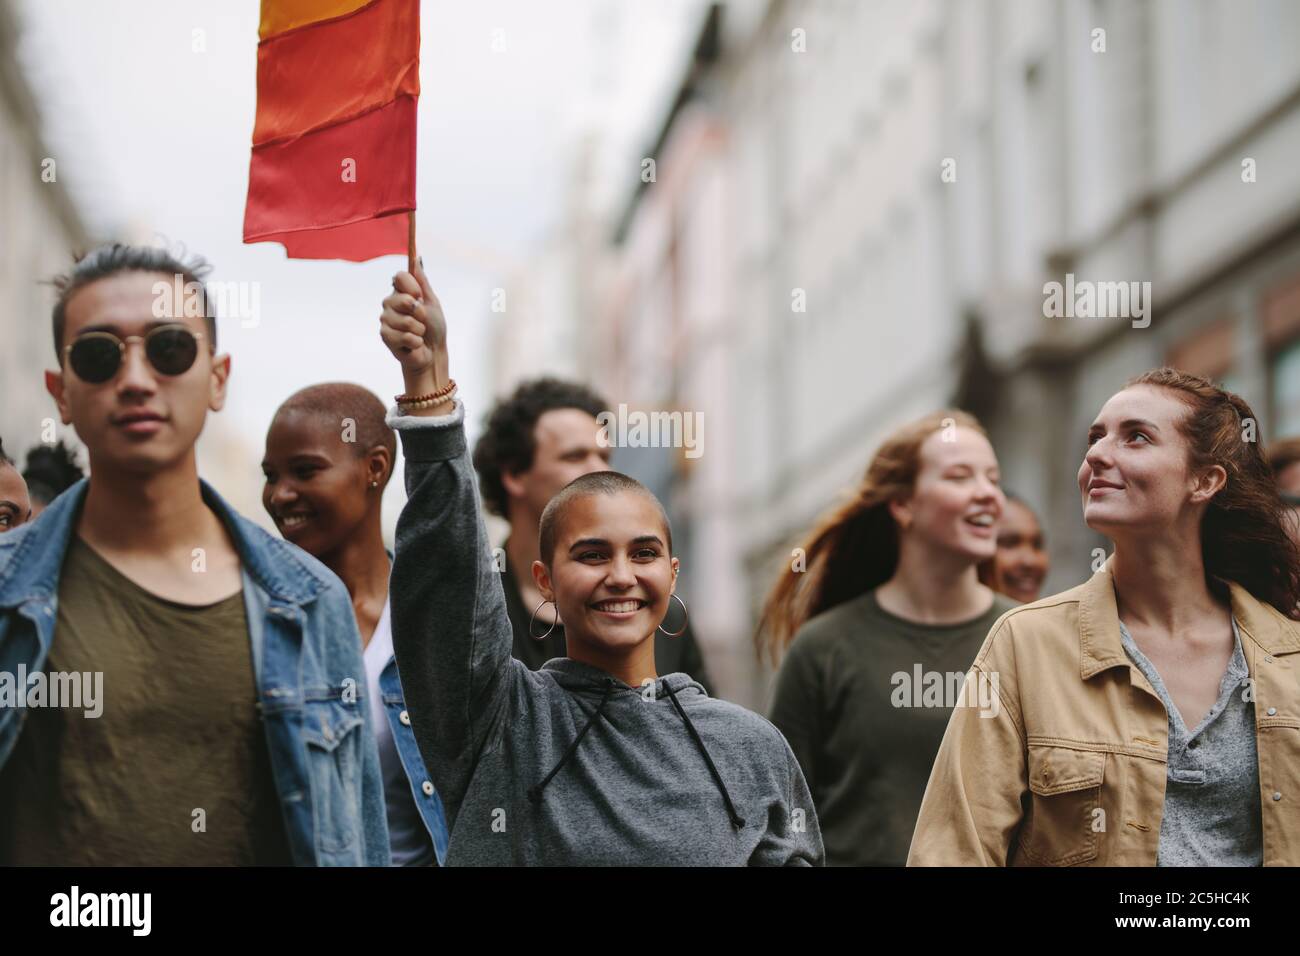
xmin=380 ymin=264 xmax=517 ymax=826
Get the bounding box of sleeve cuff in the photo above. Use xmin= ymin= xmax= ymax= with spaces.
xmin=387 ymin=399 xmax=467 ymax=462
xmin=385 ymin=398 xmax=465 ymax=430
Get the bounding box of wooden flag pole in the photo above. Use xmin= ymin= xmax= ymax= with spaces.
xmin=407 ymin=210 xmax=417 ymax=274
xmin=399 ymin=210 xmax=417 ymax=355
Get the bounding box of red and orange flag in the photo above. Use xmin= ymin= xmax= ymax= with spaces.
xmin=243 ymin=0 xmax=419 ymax=261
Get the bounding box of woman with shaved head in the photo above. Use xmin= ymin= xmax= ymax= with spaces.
xmin=378 ymin=263 xmax=823 ymax=865
xmin=263 ymin=382 xmax=449 ymax=866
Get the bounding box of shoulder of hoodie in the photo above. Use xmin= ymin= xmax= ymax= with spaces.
xmin=971 ymin=579 xmax=1093 ymax=672
xmin=676 ymin=686 xmax=799 ymax=761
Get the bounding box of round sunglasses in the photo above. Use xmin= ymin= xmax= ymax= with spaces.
xmin=64 ymin=324 xmax=205 ymax=384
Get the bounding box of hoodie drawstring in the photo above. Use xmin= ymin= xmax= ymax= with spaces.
xmin=527 ymin=679 xmax=616 ymax=806
xmin=526 ymin=676 xmax=746 ymax=831
xmin=662 ymin=679 xmax=746 ymax=829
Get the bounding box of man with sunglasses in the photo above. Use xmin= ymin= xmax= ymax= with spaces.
xmin=0 ymin=243 xmax=389 ymax=865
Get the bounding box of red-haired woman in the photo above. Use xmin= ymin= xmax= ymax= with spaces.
xmin=762 ymin=411 xmax=1016 ymax=866
xmin=910 ymin=369 xmax=1300 ymax=866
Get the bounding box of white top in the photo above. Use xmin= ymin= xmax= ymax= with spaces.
xmin=362 ymin=600 xmax=394 ymax=741
xmin=362 ymin=598 xmax=434 ymax=865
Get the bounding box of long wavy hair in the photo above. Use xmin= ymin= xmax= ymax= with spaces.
xmin=1126 ymin=368 xmax=1300 ymax=617
xmin=756 ymin=410 xmax=987 ymax=665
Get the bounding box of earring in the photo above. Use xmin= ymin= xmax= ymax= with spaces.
xmin=657 ymin=594 xmax=689 ymax=638
xmin=370 ymin=480 xmax=379 ymax=489
xmin=529 ymin=600 xmax=559 ymax=640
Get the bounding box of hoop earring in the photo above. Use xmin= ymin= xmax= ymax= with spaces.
xmin=529 ymin=600 xmax=559 ymax=641
xmin=658 ymin=594 xmax=689 ymax=638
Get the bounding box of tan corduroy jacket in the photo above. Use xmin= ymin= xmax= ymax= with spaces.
xmin=907 ymin=557 xmax=1300 ymax=866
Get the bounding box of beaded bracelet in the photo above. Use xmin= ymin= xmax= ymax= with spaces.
xmin=399 ymin=388 xmax=457 ymax=412
xmin=395 ymin=378 xmax=457 ymax=405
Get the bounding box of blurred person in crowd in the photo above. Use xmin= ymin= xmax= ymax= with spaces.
xmin=0 ymin=440 xmax=32 ymax=533
xmin=473 ymin=377 xmax=713 ymax=694
xmin=262 ymin=383 xmax=449 ymax=866
xmin=378 ymin=264 xmax=822 ymax=864
xmin=1269 ymin=435 xmax=1300 ymax=549
xmin=760 ymin=410 xmax=1016 ymax=866
xmin=22 ymin=439 xmax=84 ymax=519
xmin=0 ymin=243 xmax=388 ymax=866
xmin=910 ymin=369 xmax=1300 ymax=866
xmin=977 ymin=492 xmax=1050 ymax=603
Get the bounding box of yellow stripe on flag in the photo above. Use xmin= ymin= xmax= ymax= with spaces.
xmin=259 ymin=0 xmax=374 ymax=40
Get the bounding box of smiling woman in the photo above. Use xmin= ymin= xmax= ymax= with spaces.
xmin=261 ymin=382 xmax=450 ymax=867
xmin=760 ymin=409 xmax=1017 ymax=866
xmin=378 ymin=263 xmax=824 ymax=865
xmin=910 ymin=368 xmax=1300 ymax=867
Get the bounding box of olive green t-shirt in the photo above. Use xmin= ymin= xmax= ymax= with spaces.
xmin=769 ymin=588 xmax=1018 ymax=866
xmin=0 ymin=536 xmax=293 ymax=865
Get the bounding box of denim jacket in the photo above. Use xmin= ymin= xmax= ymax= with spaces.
xmin=0 ymin=478 xmax=390 ymax=866
xmin=379 ymin=551 xmax=450 ymax=865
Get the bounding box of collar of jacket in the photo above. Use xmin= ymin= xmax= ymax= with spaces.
xmin=0 ymin=476 xmax=330 ymax=609
xmin=1079 ymin=553 xmax=1300 ymax=680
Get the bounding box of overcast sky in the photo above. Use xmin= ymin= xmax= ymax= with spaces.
xmin=16 ymin=0 xmax=705 ymax=533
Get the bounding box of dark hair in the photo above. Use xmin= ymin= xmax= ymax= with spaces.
xmin=758 ymin=409 xmax=988 ymax=664
xmin=271 ymin=383 xmax=396 ymax=487
xmin=472 ymin=377 xmax=608 ymax=517
xmin=1126 ymin=368 xmax=1300 ymax=616
xmin=538 ymin=471 xmax=672 ymax=566
xmin=1269 ymin=436 xmax=1300 ymax=477
xmin=21 ymin=441 xmax=84 ymax=506
xmin=50 ymin=242 xmax=217 ymax=358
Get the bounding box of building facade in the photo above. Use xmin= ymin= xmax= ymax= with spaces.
xmin=495 ymin=0 xmax=1300 ymax=708
xmin=0 ymin=0 xmax=90 ymax=470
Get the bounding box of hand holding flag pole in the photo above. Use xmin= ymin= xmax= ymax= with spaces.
xmin=402 ymin=211 xmax=416 ymax=353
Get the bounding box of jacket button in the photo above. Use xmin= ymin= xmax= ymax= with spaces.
xmin=1274 ymin=792 xmax=1283 ymax=801
xmin=1267 ymin=707 xmax=1278 ymax=716
xmin=422 ymin=781 xmax=434 ymax=796
xmin=400 ymin=710 xmax=411 ymax=726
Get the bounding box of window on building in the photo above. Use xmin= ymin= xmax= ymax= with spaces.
xmin=1271 ymin=337 xmax=1300 ymax=439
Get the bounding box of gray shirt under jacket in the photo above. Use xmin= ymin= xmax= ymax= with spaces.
xmin=1119 ymin=617 xmax=1262 ymax=866
xmin=385 ymin=400 xmax=824 ymax=866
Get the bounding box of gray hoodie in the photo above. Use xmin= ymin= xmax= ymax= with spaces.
xmin=386 ymin=401 xmax=824 ymax=866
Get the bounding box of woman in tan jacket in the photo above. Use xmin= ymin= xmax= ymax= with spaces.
xmin=909 ymin=368 xmax=1300 ymax=866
